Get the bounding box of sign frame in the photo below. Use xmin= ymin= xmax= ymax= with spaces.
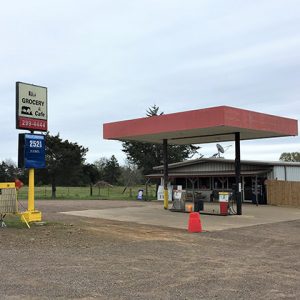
xmin=18 ymin=133 xmax=46 ymax=169
xmin=16 ymin=81 xmax=48 ymax=132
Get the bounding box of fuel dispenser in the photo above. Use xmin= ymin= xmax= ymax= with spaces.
xmin=219 ymin=192 xmax=230 ymax=215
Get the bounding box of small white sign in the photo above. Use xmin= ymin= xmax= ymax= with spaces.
xmin=173 ymin=190 xmax=182 ymax=200
xmin=239 ymin=183 xmax=242 ymax=192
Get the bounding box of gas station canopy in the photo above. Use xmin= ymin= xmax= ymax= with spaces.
xmin=103 ymin=106 xmax=298 ymax=144
xmin=103 ymin=105 xmax=298 ymax=215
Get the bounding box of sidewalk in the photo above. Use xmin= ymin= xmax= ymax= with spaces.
xmin=62 ymin=201 xmax=300 ymax=231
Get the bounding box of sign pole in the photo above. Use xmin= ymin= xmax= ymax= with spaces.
xmin=28 ymin=168 xmax=35 ymax=212
xmin=22 ymin=166 xmax=41 ymax=223
xmin=163 ymin=139 xmax=169 ymax=210
xmin=235 ymin=132 xmax=242 ymax=215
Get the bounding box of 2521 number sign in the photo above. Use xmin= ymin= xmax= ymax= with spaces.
xmin=18 ymin=134 xmax=46 ymax=169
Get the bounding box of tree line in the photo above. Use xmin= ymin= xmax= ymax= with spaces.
xmin=1 ymin=106 xmax=199 ymax=198
xmin=1 ymin=105 xmax=299 ymax=198
xmin=0 ymin=143 xmax=144 ymax=199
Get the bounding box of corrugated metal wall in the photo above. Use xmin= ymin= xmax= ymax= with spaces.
xmin=286 ymin=166 xmax=300 ymax=181
xmin=272 ymin=166 xmax=285 ymax=180
xmin=272 ymin=166 xmax=300 ymax=181
xmin=167 ymin=161 xmax=300 ymax=183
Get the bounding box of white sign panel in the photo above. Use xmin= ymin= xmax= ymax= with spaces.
xmin=219 ymin=192 xmax=229 ymax=203
xmin=16 ymin=82 xmax=48 ymax=131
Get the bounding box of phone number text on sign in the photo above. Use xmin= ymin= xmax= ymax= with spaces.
xmin=18 ymin=117 xmax=47 ymax=131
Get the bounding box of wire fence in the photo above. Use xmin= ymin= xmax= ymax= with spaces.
xmin=17 ymin=185 xmax=157 ymax=200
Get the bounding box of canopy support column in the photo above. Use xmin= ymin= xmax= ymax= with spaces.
xmin=235 ymin=132 xmax=242 ymax=215
xmin=163 ymin=139 xmax=169 ymax=209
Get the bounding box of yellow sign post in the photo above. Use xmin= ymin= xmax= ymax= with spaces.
xmin=20 ymin=169 xmax=42 ymax=223
xmin=164 ymin=189 xmax=168 ymax=210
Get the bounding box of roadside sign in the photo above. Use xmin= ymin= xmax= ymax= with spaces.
xmin=16 ymin=82 xmax=48 ymax=131
xmin=18 ymin=134 xmax=46 ymax=169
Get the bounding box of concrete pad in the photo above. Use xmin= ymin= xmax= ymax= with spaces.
xmin=61 ymin=202 xmax=300 ymax=231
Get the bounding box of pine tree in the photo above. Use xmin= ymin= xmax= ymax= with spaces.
xmin=122 ymin=105 xmax=199 ymax=175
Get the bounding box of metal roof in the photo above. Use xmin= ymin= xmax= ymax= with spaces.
xmin=147 ymin=169 xmax=270 ymax=178
xmin=103 ymin=106 xmax=298 ymax=145
xmin=153 ymin=157 xmax=300 ymax=171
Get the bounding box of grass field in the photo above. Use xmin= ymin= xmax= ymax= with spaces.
xmin=16 ymin=185 xmax=157 ymax=201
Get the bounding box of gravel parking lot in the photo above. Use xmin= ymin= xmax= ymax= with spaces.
xmin=0 ymin=200 xmax=299 ymax=299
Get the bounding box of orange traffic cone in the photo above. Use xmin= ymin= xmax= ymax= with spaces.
xmin=188 ymin=212 xmax=202 ymax=233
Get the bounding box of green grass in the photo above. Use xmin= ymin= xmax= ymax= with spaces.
xmin=1 ymin=215 xmax=28 ymax=229
xmin=1 ymin=215 xmax=52 ymax=229
xmin=16 ymin=185 xmax=157 ymax=201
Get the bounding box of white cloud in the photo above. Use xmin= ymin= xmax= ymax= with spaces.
xmin=0 ymin=0 xmax=299 ymax=165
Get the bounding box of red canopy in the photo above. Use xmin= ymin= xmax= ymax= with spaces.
xmin=103 ymin=106 xmax=298 ymax=144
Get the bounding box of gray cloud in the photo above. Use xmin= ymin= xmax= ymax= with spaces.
xmin=0 ymin=0 xmax=299 ymax=164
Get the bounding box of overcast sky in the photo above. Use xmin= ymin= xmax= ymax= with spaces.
xmin=0 ymin=0 xmax=299 ymax=165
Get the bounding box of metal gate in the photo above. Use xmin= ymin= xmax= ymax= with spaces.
xmin=0 ymin=182 xmax=18 ymax=227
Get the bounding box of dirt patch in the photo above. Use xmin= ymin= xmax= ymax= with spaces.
xmin=0 ymin=200 xmax=299 ymax=299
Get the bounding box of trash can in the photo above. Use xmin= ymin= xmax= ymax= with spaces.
xmin=194 ymin=199 xmax=204 ymax=212
xmin=137 ymin=189 xmax=143 ymax=200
